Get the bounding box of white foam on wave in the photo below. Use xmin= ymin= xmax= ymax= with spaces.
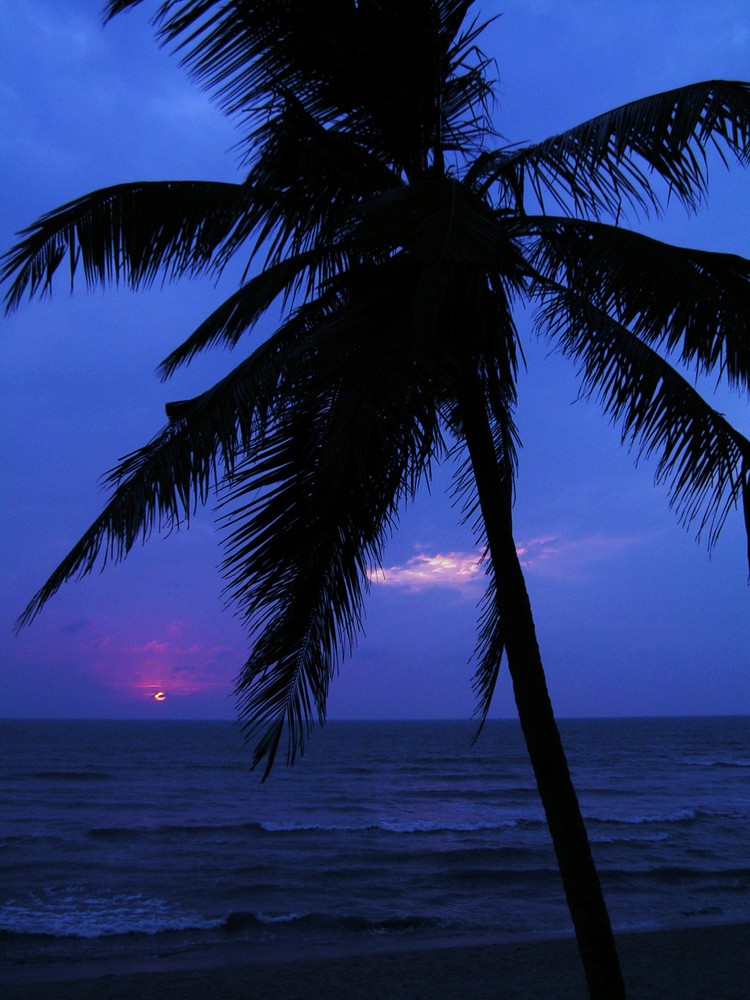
xmin=256 ymin=910 xmax=306 ymax=924
xmin=589 ymin=832 xmax=670 ymax=845
xmin=377 ymin=818 xmax=519 ymax=834
xmin=585 ymin=808 xmax=701 ymax=826
xmin=260 ymin=817 xmax=527 ymax=835
xmin=0 ymin=885 xmax=221 ymax=938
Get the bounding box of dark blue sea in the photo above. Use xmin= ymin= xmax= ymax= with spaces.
xmin=1 ymin=718 xmax=749 ymax=980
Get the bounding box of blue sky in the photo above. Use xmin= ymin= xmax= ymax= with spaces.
xmin=1 ymin=1 xmax=748 ymax=722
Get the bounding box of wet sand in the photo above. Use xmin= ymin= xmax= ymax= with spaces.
xmin=2 ymin=922 xmax=749 ymax=999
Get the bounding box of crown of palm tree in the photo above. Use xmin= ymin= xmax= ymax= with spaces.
xmin=3 ymin=0 xmax=750 ymax=776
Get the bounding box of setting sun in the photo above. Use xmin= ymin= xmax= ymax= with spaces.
xmin=153 ymin=691 xmax=166 ymax=702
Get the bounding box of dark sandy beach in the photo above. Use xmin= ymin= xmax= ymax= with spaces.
xmin=2 ymin=922 xmax=749 ymax=999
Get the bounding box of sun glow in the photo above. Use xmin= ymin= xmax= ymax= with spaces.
xmin=153 ymin=691 xmax=166 ymax=702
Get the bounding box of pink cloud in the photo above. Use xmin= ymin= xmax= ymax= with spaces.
xmin=369 ymin=552 xmax=483 ymax=591
xmin=371 ymin=532 xmax=648 ymax=590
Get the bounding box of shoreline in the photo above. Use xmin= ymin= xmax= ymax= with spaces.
xmin=3 ymin=921 xmax=750 ymax=999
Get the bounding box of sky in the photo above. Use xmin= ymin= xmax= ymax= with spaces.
xmin=1 ymin=1 xmax=748 ymax=724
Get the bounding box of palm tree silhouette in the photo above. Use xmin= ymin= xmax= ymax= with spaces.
xmin=3 ymin=3 xmax=749 ymax=997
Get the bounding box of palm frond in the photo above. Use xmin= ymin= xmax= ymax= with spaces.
xmin=222 ymin=412 xmax=405 ymax=778
xmin=537 ymin=288 xmax=750 ymax=552
xmin=472 ymin=81 xmax=750 ymax=220
xmin=435 ymin=6 xmax=498 ymax=157
xmin=448 ymin=354 xmax=519 ymax=733
xmin=467 ymin=404 xmax=519 ymax=731
xmin=525 ymin=217 xmax=750 ymax=391
xmin=219 ymin=291 xmax=446 ymax=775
xmin=222 ymin=413 xmax=373 ymax=778
xmin=1 ymin=180 xmax=250 ymax=310
xmin=156 ymin=244 xmax=352 ymax=377
xmin=471 ymin=568 xmax=505 ymax=732
xmin=103 ymin=0 xmax=145 ymax=16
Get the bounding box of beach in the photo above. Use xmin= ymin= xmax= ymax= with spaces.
xmin=3 ymin=922 xmax=749 ymax=999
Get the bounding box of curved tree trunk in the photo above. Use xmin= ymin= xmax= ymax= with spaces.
xmin=457 ymin=382 xmax=626 ymax=1000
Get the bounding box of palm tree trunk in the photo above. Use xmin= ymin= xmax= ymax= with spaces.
xmin=457 ymin=381 xmax=626 ymax=1000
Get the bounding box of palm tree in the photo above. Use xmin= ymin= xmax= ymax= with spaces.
xmin=3 ymin=2 xmax=749 ymax=996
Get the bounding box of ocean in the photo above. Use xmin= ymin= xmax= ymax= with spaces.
xmin=1 ymin=717 xmax=749 ymax=981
